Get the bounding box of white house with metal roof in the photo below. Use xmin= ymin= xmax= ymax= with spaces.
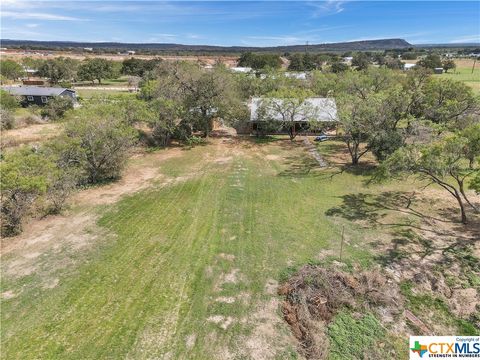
xmin=249 ymin=97 xmax=338 ymax=135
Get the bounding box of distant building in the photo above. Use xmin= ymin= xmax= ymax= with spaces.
xmin=230 ymin=66 xmax=253 ymax=73
xmin=22 ymin=66 xmax=37 ymax=76
xmin=342 ymin=56 xmax=353 ymax=63
xmin=22 ymin=78 xmax=46 ymax=86
xmin=127 ymin=50 xmax=136 ymax=55
xmin=1 ymin=86 xmax=77 ymax=107
xmin=434 ymin=67 xmax=444 ymax=74
xmin=284 ymin=72 xmax=308 ymax=80
xmin=83 ymin=47 xmax=93 ymax=52
xmin=403 ymin=63 xmax=416 ymax=70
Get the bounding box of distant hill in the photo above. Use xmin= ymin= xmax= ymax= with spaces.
xmin=0 ymin=38 xmax=412 ymax=53
xmin=415 ymin=43 xmax=480 ymax=48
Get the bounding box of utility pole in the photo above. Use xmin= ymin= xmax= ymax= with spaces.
xmin=339 ymin=225 xmax=345 ymax=261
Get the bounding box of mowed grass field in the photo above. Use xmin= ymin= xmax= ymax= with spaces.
xmin=435 ymin=59 xmax=480 ymax=94
xmin=1 ymin=138 xmax=475 ymax=359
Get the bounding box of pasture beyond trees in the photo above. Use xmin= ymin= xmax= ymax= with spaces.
xmin=1 ymin=138 xmax=479 ymax=359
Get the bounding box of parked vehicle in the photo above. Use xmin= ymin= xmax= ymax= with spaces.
xmin=314 ymin=134 xmax=328 ymax=142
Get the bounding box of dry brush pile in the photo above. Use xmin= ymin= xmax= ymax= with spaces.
xmin=278 ymin=264 xmax=403 ymax=359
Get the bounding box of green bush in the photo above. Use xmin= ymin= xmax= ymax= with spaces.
xmin=40 ymin=96 xmax=74 ymax=121
xmin=63 ymin=104 xmax=137 ymax=183
xmin=0 ymin=109 xmax=15 ymax=130
xmin=0 ymin=90 xmax=20 ymax=110
xmin=0 ymin=148 xmax=54 ymax=236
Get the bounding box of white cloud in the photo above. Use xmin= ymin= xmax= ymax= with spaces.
xmin=1 ymin=10 xmax=86 ymax=21
xmin=25 ymin=23 xmax=39 ymax=28
xmin=309 ymin=0 xmax=348 ymax=17
xmin=449 ymin=35 xmax=480 ymax=43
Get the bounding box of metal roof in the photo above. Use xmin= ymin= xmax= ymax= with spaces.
xmin=230 ymin=67 xmax=253 ymax=73
xmin=1 ymin=86 xmax=73 ymax=97
xmin=250 ymin=97 xmax=338 ymax=122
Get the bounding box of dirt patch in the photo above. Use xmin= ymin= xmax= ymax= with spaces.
xmin=215 ymin=296 xmax=236 ymax=304
xmin=212 ymin=156 xmax=233 ymax=164
xmin=218 ymin=253 xmax=235 ymax=261
xmin=185 ymin=334 xmax=196 ymax=350
xmin=1 ymin=123 xmax=61 ymax=149
xmin=43 ymin=278 xmax=60 ymax=289
xmin=75 ymin=147 xmax=183 ymax=207
xmin=448 ymin=288 xmax=478 ymax=317
xmin=264 ymin=279 xmax=278 ymax=295
xmin=239 ymin=290 xmax=297 ymax=360
xmin=207 ymin=315 xmax=234 ymax=330
xmin=278 ymin=265 xmax=403 ymax=359
xmin=265 ymin=154 xmax=281 ymax=161
xmin=1 ymin=212 xmax=98 ymax=278
xmin=1 ymin=290 xmax=18 ymax=299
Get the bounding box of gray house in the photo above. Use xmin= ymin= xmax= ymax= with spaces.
xmin=1 ymin=86 xmax=77 ymax=107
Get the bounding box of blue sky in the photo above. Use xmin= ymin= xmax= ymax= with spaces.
xmin=1 ymin=1 xmax=479 ymax=46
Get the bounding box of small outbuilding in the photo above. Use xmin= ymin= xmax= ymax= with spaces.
xmin=1 ymin=86 xmax=77 ymax=106
xmin=230 ymin=66 xmax=253 ymax=73
xmin=434 ymin=67 xmax=444 ymax=74
xmin=284 ymin=72 xmax=308 ymax=80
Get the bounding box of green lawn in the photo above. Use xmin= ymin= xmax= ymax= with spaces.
xmin=436 ymin=64 xmax=480 ymax=94
xmin=1 ymin=138 xmax=476 ymax=358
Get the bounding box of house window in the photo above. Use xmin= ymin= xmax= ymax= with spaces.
xmin=27 ymin=96 xmax=34 ymax=101
xmin=41 ymin=96 xmax=48 ymax=103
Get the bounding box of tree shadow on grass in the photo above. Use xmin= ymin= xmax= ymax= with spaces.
xmin=326 ymin=191 xmax=480 ymax=271
xmin=325 ymin=191 xmax=443 ymax=224
xmin=277 ymin=153 xmax=321 ymax=178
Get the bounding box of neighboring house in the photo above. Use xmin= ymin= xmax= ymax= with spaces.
xmin=249 ymin=97 xmax=337 ymax=135
xmin=1 ymin=86 xmax=77 ymax=106
xmin=284 ymin=72 xmax=308 ymax=80
xmin=403 ymin=63 xmax=416 ymax=70
xmin=230 ymin=66 xmax=253 ymax=73
xmin=22 ymin=66 xmax=37 ymax=76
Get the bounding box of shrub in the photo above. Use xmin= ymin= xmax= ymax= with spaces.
xmin=63 ymin=105 xmax=137 ymax=183
xmin=0 ymin=148 xmax=54 ymax=236
xmin=330 ymin=62 xmax=349 ymax=73
xmin=0 ymin=109 xmax=15 ymax=130
xmin=369 ymin=130 xmax=404 ymax=161
xmin=45 ymin=170 xmax=77 ymax=214
xmin=0 ymin=90 xmax=20 ymax=110
xmin=40 ymin=96 xmax=74 ymax=121
xmin=185 ymin=136 xmax=206 ymax=147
